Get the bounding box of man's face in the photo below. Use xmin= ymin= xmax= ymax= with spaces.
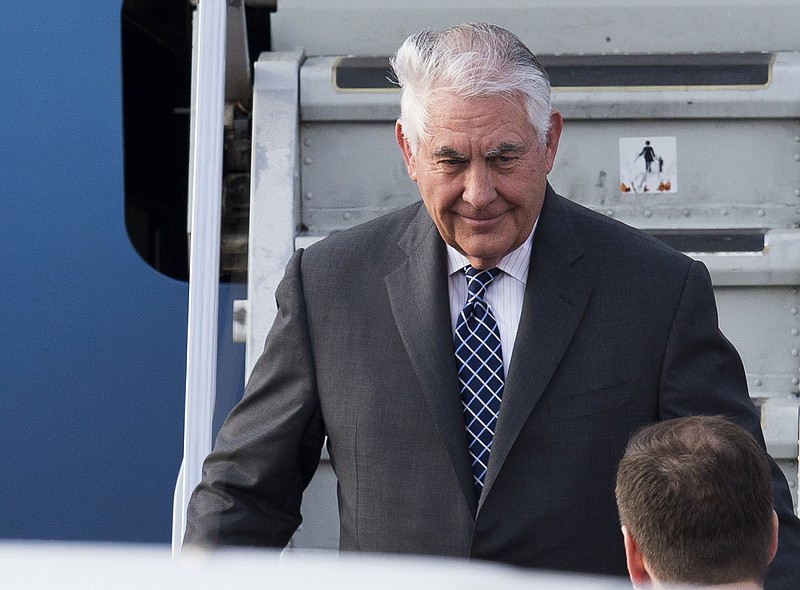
xmin=397 ymin=93 xmax=562 ymax=269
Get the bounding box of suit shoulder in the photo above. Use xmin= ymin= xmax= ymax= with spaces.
xmin=559 ymin=195 xmax=691 ymax=266
xmin=300 ymin=201 xmax=426 ymax=267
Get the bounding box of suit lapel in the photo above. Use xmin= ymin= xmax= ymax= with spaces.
xmin=385 ymin=205 xmax=479 ymax=511
xmin=481 ymin=188 xmax=593 ymax=503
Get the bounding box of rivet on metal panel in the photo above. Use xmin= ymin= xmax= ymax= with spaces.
xmin=795 ymin=189 xmax=800 ymax=197
xmin=682 ymin=209 xmax=691 ymax=217
xmin=792 ymin=308 xmax=799 ymax=315
xmin=792 ymin=349 xmax=799 ymax=356
xmin=795 ymin=154 xmax=800 ymax=161
xmin=643 ymin=210 xmax=652 ymax=218
xmin=303 ymin=157 xmax=313 ymax=165
xmin=795 ymin=136 xmax=800 ymax=142
xmin=793 ymin=378 xmax=799 ymax=385
xmin=606 ymin=210 xmax=614 ymax=217
xmin=792 ymin=328 xmax=799 ymax=336
xmin=721 ymin=209 xmax=729 ymax=216
xmin=343 ymin=212 xmax=352 ymax=220
xmin=303 ymin=138 xmax=312 ymax=147
xmin=754 ymin=378 xmax=763 ymax=387
xmin=304 ymin=192 xmax=313 ymax=200
xmin=757 ymin=209 xmax=765 ymax=217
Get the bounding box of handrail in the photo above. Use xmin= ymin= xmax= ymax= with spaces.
xmin=172 ymin=0 xmax=227 ymax=557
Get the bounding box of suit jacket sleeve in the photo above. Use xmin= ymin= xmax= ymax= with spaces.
xmin=660 ymin=260 xmax=800 ymax=590
xmin=183 ymin=248 xmax=325 ymax=547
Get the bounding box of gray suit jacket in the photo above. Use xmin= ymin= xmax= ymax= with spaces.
xmin=185 ymin=186 xmax=800 ymax=588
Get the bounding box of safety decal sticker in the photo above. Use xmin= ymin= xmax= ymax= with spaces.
xmin=619 ymin=136 xmax=677 ymax=194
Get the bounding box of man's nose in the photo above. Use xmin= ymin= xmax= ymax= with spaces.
xmin=462 ymin=164 xmax=496 ymax=209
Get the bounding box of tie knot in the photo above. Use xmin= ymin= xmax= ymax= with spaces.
xmin=464 ymin=266 xmax=501 ymax=301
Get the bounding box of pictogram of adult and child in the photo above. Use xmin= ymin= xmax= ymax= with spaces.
xmin=620 ymin=137 xmax=676 ymax=193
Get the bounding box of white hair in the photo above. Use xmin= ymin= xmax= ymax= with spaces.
xmin=390 ymin=22 xmax=553 ymax=154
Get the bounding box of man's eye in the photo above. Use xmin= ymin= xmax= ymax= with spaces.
xmin=493 ymin=155 xmax=517 ymax=166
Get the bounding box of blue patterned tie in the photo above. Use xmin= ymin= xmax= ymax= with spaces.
xmin=454 ymin=266 xmax=504 ymax=493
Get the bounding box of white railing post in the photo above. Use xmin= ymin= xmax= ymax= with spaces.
xmin=172 ymin=0 xmax=227 ymax=557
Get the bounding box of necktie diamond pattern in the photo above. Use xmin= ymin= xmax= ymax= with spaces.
xmin=454 ymin=266 xmax=504 ymax=493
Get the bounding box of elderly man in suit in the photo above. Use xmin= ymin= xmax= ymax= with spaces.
xmin=184 ymin=22 xmax=800 ymax=588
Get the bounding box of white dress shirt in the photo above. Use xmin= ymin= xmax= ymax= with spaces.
xmin=446 ymin=225 xmax=535 ymax=376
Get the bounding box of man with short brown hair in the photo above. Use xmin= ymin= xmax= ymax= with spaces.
xmin=615 ymin=416 xmax=779 ymax=589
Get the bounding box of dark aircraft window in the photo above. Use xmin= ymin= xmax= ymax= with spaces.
xmin=121 ymin=0 xmax=193 ymax=281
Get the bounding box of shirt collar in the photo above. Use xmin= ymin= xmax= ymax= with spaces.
xmin=446 ymin=218 xmax=537 ymax=285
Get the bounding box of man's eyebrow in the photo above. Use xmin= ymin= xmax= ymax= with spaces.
xmin=485 ymin=142 xmax=524 ymax=158
xmin=433 ymin=146 xmax=468 ymax=160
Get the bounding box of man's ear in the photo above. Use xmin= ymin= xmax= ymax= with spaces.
xmin=622 ymin=525 xmax=652 ymax=588
xmin=768 ymin=510 xmax=779 ymax=565
xmin=544 ymin=109 xmax=563 ymax=174
xmin=395 ymin=120 xmax=417 ymax=181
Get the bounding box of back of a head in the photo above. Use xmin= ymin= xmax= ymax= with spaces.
xmin=615 ymin=416 xmax=774 ymax=587
xmin=390 ymin=22 xmax=552 ymax=153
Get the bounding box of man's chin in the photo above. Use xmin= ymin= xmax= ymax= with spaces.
xmin=457 ymin=244 xmax=511 ymax=269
